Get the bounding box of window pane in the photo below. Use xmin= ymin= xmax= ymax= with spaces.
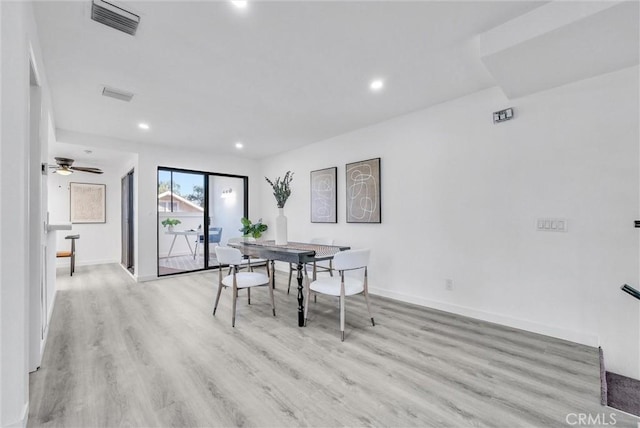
xmin=158 ymin=170 xmax=172 ymax=212
xmin=173 ymin=171 xmax=205 ymax=212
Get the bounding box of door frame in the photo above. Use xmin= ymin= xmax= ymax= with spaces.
xmin=156 ymin=166 xmax=248 ymax=277
xmin=121 ymin=169 xmax=135 ymax=273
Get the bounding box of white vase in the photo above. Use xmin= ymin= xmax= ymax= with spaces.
xmin=275 ymin=208 xmax=288 ymax=245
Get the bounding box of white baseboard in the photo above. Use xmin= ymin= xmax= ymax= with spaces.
xmin=136 ymin=274 xmax=158 ymax=282
xmin=5 ymin=402 xmax=29 ymax=428
xmin=272 ymin=269 xmax=598 ymax=347
xmin=56 ymin=258 xmax=119 ymax=268
xmin=368 ymin=287 xmax=599 ymax=347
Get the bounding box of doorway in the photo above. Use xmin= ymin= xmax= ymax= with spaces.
xmin=157 ymin=167 xmax=248 ymax=276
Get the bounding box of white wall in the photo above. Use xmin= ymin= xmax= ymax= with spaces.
xmin=260 ymin=66 xmax=640 ymax=379
xmin=48 ymin=168 xmax=122 ymax=267
xmin=56 ymin=130 xmax=262 ymax=281
xmin=0 ymin=2 xmax=55 ymax=426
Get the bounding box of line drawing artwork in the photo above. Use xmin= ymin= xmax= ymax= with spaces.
xmin=346 ymin=158 xmax=380 ymax=223
xmin=310 ymin=167 xmax=337 ymax=223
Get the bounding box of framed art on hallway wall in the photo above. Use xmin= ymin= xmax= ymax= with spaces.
xmin=310 ymin=167 xmax=337 ymax=223
xmin=346 ymin=157 xmax=381 ymax=223
xmin=70 ymin=182 xmax=106 ymax=223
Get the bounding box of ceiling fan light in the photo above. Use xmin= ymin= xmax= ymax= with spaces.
xmin=231 ymin=1 xmax=248 ymax=9
xmin=57 ymin=168 xmax=73 ymax=176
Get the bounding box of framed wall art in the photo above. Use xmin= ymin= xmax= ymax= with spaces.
xmin=310 ymin=167 xmax=337 ymax=223
xmin=346 ymin=157 xmax=381 ymax=223
xmin=70 ymin=182 xmax=106 ymax=223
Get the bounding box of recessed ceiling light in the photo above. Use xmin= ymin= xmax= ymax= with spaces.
xmin=235 ymin=142 xmax=244 ymax=149
xmin=370 ymin=79 xmax=384 ymax=91
xmin=138 ymin=123 xmax=150 ymax=130
xmin=231 ymin=1 xmax=248 ymax=9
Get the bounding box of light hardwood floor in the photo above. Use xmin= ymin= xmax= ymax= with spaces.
xmin=29 ymin=264 xmax=638 ymax=427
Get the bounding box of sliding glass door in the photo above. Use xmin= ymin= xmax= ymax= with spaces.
xmin=157 ymin=167 xmax=247 ymax=276
xmin=207 ymin=175 xmax=247 ymax=268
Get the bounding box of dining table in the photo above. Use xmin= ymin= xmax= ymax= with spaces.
xmin=228 ymin=240 xmax=350 ymax=326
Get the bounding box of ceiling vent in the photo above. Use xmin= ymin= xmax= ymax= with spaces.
xmin=102 ymin=86 xmax=134 ymax=102
xmin=91 ymin=0 xmax=140 ymax=36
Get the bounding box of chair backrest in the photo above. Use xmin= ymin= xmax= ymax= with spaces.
xmin=199 ymin=227 xmax=222 ymax=243
xmin=208 ymin=227 xmax=222 ymax=243
xmin=310 ymin=237 xmax=334 ymax=245
xmin=215 ymin=246 xmax=243 ymax=265
xmin=333 ymin=249 xmax=370 ymax=271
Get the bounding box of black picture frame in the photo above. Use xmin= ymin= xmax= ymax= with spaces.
xmin=310 ymin=167 xmax=337 ymax=223
xmin=346 ymin=158 xmax=381 ymax=223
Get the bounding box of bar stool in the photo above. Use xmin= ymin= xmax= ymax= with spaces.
xmin=57 ymin=234 xmax=80 ymax=276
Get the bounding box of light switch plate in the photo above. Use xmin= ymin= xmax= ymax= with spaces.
xmin=536 ymin=218 xmax=568 ymax=232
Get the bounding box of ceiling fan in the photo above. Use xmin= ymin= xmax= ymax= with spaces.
xmin=49 ymin=157 xmax=103 ymax=175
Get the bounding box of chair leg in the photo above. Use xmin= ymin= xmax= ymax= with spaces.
xmin=287 ymin=263 xmax=293 ymax=294
xmin=339 ymin=294 xmax=345 ymax=342
xmin=268 ymin=283 xmax=276 ymax=316
xmin=213 ymin=284 xmax=224 ymax=316
xmin=363 ymin=291 xmax=375 ymax=326
xmin=247 ymin=287 xmax=251 ymax=305
xmin=71 ymin=238 xmax=76 ymax=276
xmin=70 ymin=254 xmax=74 ymax=276
xmin=363 ymin=267 xmax=374 ymax=326
xmin=232 ymin=286 xmax=238 ymax=327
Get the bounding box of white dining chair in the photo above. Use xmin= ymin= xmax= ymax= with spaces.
xmin=287 ymin=237 xmax=334 ymax=294
xmin=226 ymin=236 xmax=269 ymax=273
xmin=213 ymin=246 xmax=275 ymax=327
xmin=304 ymin=249 xmax=375 ymax=341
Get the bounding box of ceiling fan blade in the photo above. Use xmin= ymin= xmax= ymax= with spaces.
xmin=70 ymin=166 xmax=103 ymax=174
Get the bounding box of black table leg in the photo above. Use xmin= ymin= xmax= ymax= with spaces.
xmin=270 ymin=260 xmax=276 ymax=289
xmin=297 ymin=262 xmax=304 ymax=327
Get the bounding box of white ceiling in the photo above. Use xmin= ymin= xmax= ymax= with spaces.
xmin=47 ymin=141 xmax=134 ymax=168
xmin=35 ymin=1 xmax=548 ymax=160
xmin=35 ymin=1 xmax=639 ymax=161
xmin=480 ymin=1 xmax=639 ymax=98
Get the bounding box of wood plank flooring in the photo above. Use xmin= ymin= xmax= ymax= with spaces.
xmin=28 ymin=264 xmax=638 ymax=427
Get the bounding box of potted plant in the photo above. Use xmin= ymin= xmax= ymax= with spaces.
xmin=161 ymin=218 xmax=181 ymax=232
xmin=265 ymin=171 xmax=294 ymax=209
xmin=239 ymin=217 xmax=268 ymax=239
xmin=265 ymin=171 xmax=293 ymax=245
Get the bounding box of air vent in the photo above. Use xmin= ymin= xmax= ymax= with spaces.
xmin=91 ymin=0 xmax=140 ymax=36
xmin=102 ymin=86 xmax=134 ymax=102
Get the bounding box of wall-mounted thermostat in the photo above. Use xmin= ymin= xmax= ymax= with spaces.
xmin=493 ymin=108 xmax=514 ymax=124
